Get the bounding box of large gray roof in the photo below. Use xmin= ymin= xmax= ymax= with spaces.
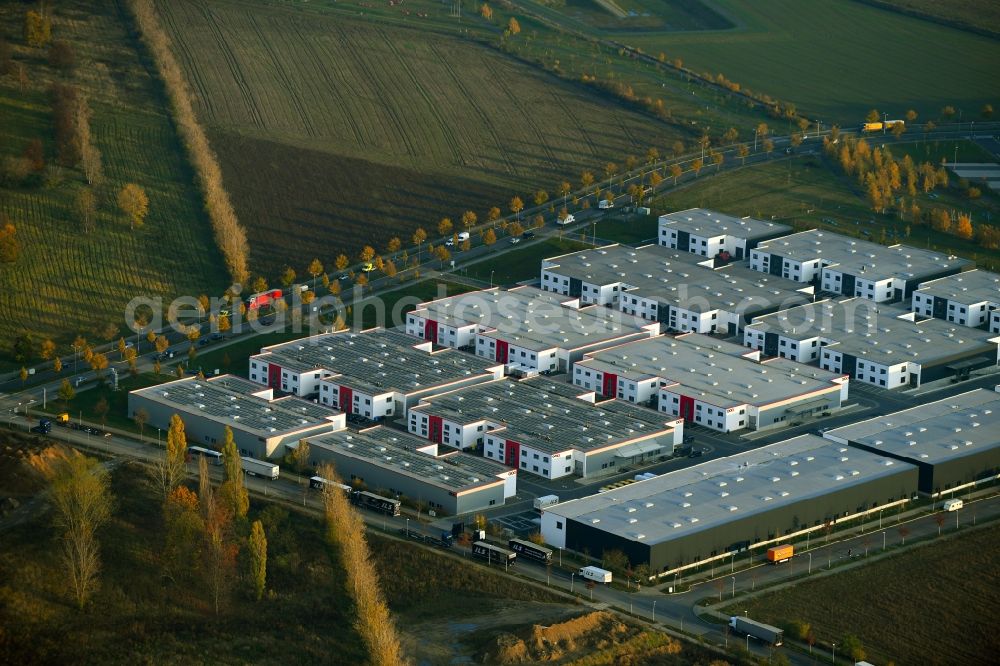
xmin=544 ymin=244 xmax=811 ymax=313
xmin=255 ymin=328 xmax=500 ymax=395
xmin=545 ymin=435 xmax=912 ymax=545
xmin=576 ymin=334 xmax=846 ymax=408
xmin=914 ymin=270 xmax=1000 ymax=306
xmin=413 ymin=378 xmax=676 ymax=454
xmin=413 ymin=286 xmax=656 ymax=351
xmin=748 ymin=299 xmax=1000 ymax=364
xmin=824 ymin=388 xmax=1000 ymax=465
xmin=659 ymin=208 xmax=791 ymax=240
xmin=131 ymin=375 xmax=340 ymax=437
xmin=755 ymin=230 xmax=973 ymax=279
xmin=307 ymin=426 xmax=510 ymax=492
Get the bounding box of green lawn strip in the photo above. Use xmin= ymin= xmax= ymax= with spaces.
xmin=463 ymin=237 xmax=592 ymax=286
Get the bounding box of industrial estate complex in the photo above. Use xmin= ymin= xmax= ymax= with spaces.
xmin=127 ymin=208 xmax=999 ymax=577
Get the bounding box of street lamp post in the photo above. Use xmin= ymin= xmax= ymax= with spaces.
xmin=651 ymin=600 xmax=657 ymax=622
xmin=489 ymin=270 xmax=494 ymax=288
xmin=808 ymin=552 xmax=812 ymax=574
xmin=731 ymin=575 xmax=736 ymax=598
xmin=832 ymin=641 xmax=837 ymax=664
xmin=570 ymin=573 xmax=575 ymax=593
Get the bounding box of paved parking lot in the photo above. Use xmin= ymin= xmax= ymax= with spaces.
xmin=493 ymin=510 xmax=540 ymax=535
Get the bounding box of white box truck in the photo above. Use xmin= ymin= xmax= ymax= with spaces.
xmin=241 ymin=456 xmax=279 ymax=480
xmin=578 ymin=566 xmax=612 ymax=584
xmin=943 ymin=499 xmax=963 ymax=511
xmin=729 ymin=616 xmax=783 ymax=646
xmin=556 ymin=213 xmax=576 ymax=226
xmin=457 ymin=231 xmax=470 ymax=242
xmin=599 ymin=198 xmax=614 ymax=209
xmin=534 ymin=494 xmax=560 ymax=510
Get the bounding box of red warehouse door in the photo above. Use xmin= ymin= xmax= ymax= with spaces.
xmin=267 ymin=364 xmax=282 ymax=389
xmin=428 ymin=415 xmax=443 ymax=443
xmin=424 ymin=319 xmax=438 ymax=344
xmin=504 ymin=440 xmax=520 ymax=469
xmin=679 ymin=395 xmax=695 ymax=422
xmin=601 ymin=372 xmax=618 ymax=398
xmin=495 ymin=340 xmax=509 ymax=364
xmin=339 ymin=386 xmax=353 ymax=414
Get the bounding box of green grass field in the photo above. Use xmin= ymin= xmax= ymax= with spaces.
xmin=656 ymin=151 xmax=1000 ymax=270
xmin=727 ymin=526 xmax=1000 ymax=665
xmin=874 ymin=0 xmax=1000 ymax=37
xmin=627 ymin=0 xmax=999 ymax=122
xmin=0 ymin=1 xmax=229 ymax=367
xmin=463 ymin=237 xmax=591 ymax=285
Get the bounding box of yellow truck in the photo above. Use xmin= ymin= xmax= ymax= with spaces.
xmin=766 ymin=544 xmax=794 ymax=564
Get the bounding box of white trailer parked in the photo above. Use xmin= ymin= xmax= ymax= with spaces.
xmin=534 ymin=494 xmax=560 ymax=510
xmin=240 ymin=456 xmax=279 ymax=480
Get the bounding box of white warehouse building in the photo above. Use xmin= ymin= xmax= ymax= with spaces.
xmin=573 ymin=334 xmax=848 ymax=432
xmin=540 ymin=244 xmax=814 ymax=336
xmin=248 ymin=328 xmax=502 ymax=420
xmin=407 ymin=378 xmax=683 ymax=479
xmin=750 ymin=230 xmax=972 ymax=303
xmin=744 ymin=299 xmax=1000 ymax=389
xmin=910 ymin=269 xmax=1000 ymax=329
xmin=658 ymin=208 xmax=791 ymax=260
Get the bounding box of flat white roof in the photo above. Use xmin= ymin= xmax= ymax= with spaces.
xmin=824 ymin=388 xmax=1000 ymax=465
xmin=755 ymin=230 xmax=973 ymax=280
xmin=546 ymin=435 xmax=912 ymax=545
xmin=914 ymin=270 xmax=1000 ymax=306
xmin=307 ymin=426 xmax=510 ymax=493
xmin=748 ymin=299 xmax=1000 ymax=364
xmin=659 ymin=208 xmax=791 ymax=240
xmin=254 ymin=328 xmax=500 ymax=395
xmin=413 ymin=378 xmax=676 ymax=455
xmin=577 ymin=334 xmax=845 ymax=408
xmin=130 ymin=375 xmax=339 ymax=437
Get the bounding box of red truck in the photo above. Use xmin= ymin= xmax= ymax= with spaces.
xmin=247 ymin=289 xmax=283 ymax=311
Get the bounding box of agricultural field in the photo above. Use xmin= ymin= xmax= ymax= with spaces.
xmin=0 ymin=1 xmax=229 ymax=368
xmin=552 ymin=0 xmax=734 ymax=32
xmin=655 ymin=151 xmax=1000 ymax=270
xmin=729 ymin=525 xmax=1000 ymax=665
xmin=872 ymin=0 xmax=1000 ymax=37
xmin=625 ymin=0 xmax=999 ymax=122
xmin=155 ymin=0 xmax=690 ymax=280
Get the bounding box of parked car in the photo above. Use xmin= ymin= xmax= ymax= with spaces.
xmin=688 ymin=448 xmax=705 ymax=458
xmin=509 ymin=237 xmax=521 ymax=244
xmin=521 ymin=230 xmax=535 ymax=239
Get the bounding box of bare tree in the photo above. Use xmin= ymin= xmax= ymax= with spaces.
xmin=28 ymin=448 xmax=114 ymax=609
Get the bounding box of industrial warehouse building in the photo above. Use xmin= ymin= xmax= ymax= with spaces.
xmin=744 ymin=299 xmax=1000 ymax=388
xmin=658 ymin=208 xmax=791 ymax=260
xmin=540 ymin=244 xmax=814 ymax=336
xmin=404 ymin=286 xmax=659 ymax=373
xmin=911 ymin=270 xmax=1000 ymax=329
xmin=824 ymin=388 xmax=1000 ymax=497
xmin=573 ymin=334 xmax=848 ymax=432
xmin=248 ymin=328 xmax=503 ymax=419
xmin=750 ymin=230 xmax=973 ymax=302
xmin=541 ymin=434 xmax=919 ymax=575
xmin=304 ymin=426 xmax=516 ymax=515
xmin=127 ymin=375 xmax=344 ymax=459
xmin=408 ymin=378 xmax=683 ymax=479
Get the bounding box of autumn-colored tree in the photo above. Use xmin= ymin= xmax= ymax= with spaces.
xmin=487 ymin=206 xmax=501 ymax=225
xmin=437 ymin=217 xmax=453 ymax=237
xmin=669 ymin=163 xmax=682 ymax=184
xmin=289 ymin=439 xmax=312 ymax=485
xmin=931 ymin=208 xmax=952 ymax=233
xmin=117 ymin=183 xmax=149 ymax=231
xmin=411 ymin=227 xmax=427 ymax=259
xmin=73 ymin=187 xmax=98 ymax=233
xmin=722 ymin=127 xmax=739 ymax=144
xmin=24 ymin=10 xmax=52 ymax=47
xmin=483 ymin=228 xmax=497 ymax=246
xmin=434 ymin=245 xmax=451 ymax=267
xmin=251 ymin=275 xmax=268 ymax=294
xmin=982 ymin=104 xmax=994 ymax=119
xmin=219 ymin=426 xmax=248 ymax=519
xmin=510 ymin=221 xmax=525 ymax=237
xmin=905 ymin=109 xmax=918 ymax=123
xmin=359 ymin=245 xmax=376 ymax=263
xmin=507 ymin=17 xmax=521 ymax=36
xmin=28 ymin=448 xmax=113 ymax=608
xmin=532 ymin=190 xmax=548 ymax=207
xmin=53 ymin=357 xmax=62 ymax=374
xmin=0 ymin=221 xmax=20 ymax=263
xmin=89 ymin=352 xmax=109 ymax=379
xmin=280 ymin=266 xmax=296 ymax=288
xmin=712 ymin=151 xmax=724 ymax=171
xmin=158 ymin=413 xmax=188 ymax=499
xmin=941 ymin=105 xmax=956 ymax=120
xmin=692 ymin=158 xmax=704 ymax=176
xmin=533 ymin=214 xmax=545 ymax=229
xmin=509 ymin=196 xmax=524 ymax=222
xmin=333 ymin=254 xmax=349 ymax=273
xmin=955 ymin=214 xmax=973 ymax=240
xmin=763 ymin=138 xmax=774 ymax=157
xmin=248 ymin=519 xmax=268 ymax=601
xmin=58 ymin=378 xmax=76 ymax=404
xmin=604 ymin=162 xmax=618 ymax=188
xmin=580 ymin=171 xmax=595 ymax=191
xmin=865 ymin=108 xmax=880 ymax=123
xmin=480 ymin=3 xmax=493 ymax=21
